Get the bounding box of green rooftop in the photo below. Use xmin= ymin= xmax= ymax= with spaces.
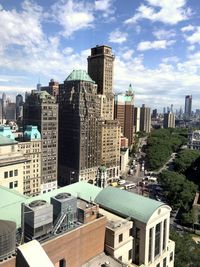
xmin=95 ymin=186 xmax=164 ymax=223
xmin=65 ymin=70 xmax=95 ymax=83
xmin=0 ymin=182 xmax=101 ymax=227
xmin=0 ymin=135 xmax=18 ymax=146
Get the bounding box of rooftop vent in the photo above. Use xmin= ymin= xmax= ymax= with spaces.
xmin=29 ymin=200 xmax=47 ymax=208
xmin=55 ymin=193 xmax=71 ymax=200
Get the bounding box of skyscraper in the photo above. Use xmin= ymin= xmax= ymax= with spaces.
xmin=23 ymin=90 xmax=58 ymax=193
xmin=41 ymin=79 xmax=59 ymax=101
xmin=88 ymin=45 xmax=114 ymax=120
xmin=163 ymin=112 xmax=175 ymax=129
xmin=16 ymin=94 xmax=23 ymax=121
xmin=58 ymin=70 xmax=101 ymax=185
xmin=88 ymin=45 xmax=121 ymax=182
xmin=140 ymin=104 xmax=151 ymax=133
xmin=114 ymin=84 xmax=134 ymax=146
xmin=185 ymin=95 xmax=192 ymax=120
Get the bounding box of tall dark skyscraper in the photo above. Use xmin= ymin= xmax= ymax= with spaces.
xmin=185 ymin=95 xmax=192 ymax=119
xmin=16 ymin=94 xmax=23 ymax=121
xmin=58 ymin=70 xmax=101 ymax=185
xmin=23 ymin=90 xmax=58 ymax=193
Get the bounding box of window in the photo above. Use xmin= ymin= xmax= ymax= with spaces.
xmin=118 ymin=256 xmax=122 ymax=261
xmin=129 ymin=228 xmax=132 ymax=236
xmin=154 ymin=223 xmax=161 ymax=258
xmin=14 ymin=181 xmax=18 ymax=188
xmin=59 ymin=259 xmax=66 ymax=267
xmin=156 ymin=264 xmax=160 ymax=267
xmin=14 ymin=169 xmax=18 ymax=176
xmin=9 ymin=182 xmax=13 ymax=189
xmin=163 ymin=257 xmax=167 ymax=267
xmin=4 ymin=171 xmax=8 ymax=178
xmin=128 ymin=249 xmax=132 ymax=260
xmin=170 ymin=252 xmax=173 ymax=262
xmin=119 ymin=233 xmax=123 ymax=243
xmin=163 ymin=219 xmax=167 ymax=251
xmin=9 ymin=170 xmax=13 ymax=177
xmin=149 ymin=228 xmax=153 ymax=262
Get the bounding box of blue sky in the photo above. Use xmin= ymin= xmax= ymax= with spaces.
xmin=0 ymin=0 xmax=200 ymax=111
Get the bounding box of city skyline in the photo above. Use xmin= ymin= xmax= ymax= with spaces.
xmin=0 ymin=0 xmax=200 ymax=110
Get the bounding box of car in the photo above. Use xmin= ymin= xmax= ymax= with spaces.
xmin=118 ymin=179 xmax=126 ymax=185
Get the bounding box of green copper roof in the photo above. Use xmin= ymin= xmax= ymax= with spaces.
xmin=24 ymin=125 xmax=41 ymax=141
xmin=0 ymin=182 xmax=102 ymax=227
xmin=0 ymin=126 xmax=15 ymax=140
xmin=95 ymin=186 xmax=164 ymax=223
xmin=65 ymin=70 xmax=95 ymax=83
xmin=0 ymin=135 xmax=17 ymax=146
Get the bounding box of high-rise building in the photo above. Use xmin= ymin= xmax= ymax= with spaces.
xmin=23 ymin=90 xmax=58 ymax=193
xmin=41 ymin=79 xmax=59 ymax=101
xmin=114 ymin=85 xmax=134 ymax=146
xmin=163 ymin=112 xmax=175 ymax=129
xmin=152 ymin=109 xmax=158 ymax=119
xmin=88 ymin=45 xmax=121 ymax=182
xmin=58 ymin=70 xmax=101 ymax=185
xmin=134 ymin=107 xmax=141 ymax=133
xmin=16 ymin=94 xmax=23 ymax=121
xmin=185 ymin=95 xmax=192 ymax=120
xmin=140 ymin=104 xmax=151 ymax=133
xmin=88 ymin=45 xmax=115 ymax=120
xmin=18 ymin=125 xmax=42 ymax=196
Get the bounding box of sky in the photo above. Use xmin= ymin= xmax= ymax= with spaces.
xmin=0 ymin=0 xmax=200 ymax=111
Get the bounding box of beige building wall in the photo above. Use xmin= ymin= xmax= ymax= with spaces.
xmin=0 ymin=144 xmax=26 ymax=194
xmin=134 ymin=107 xmax=141 ymax=133
xmin=101 ymin=120 xmax=121 ymax=181
xmin=99 ymin=94 xmax=114 ymax=120
xmin=120 ymin=148 xmax=129 ymax=174
xmin=132 ymin=205 xmax=175 ymax=267
xmin=18 ymin=140 xmax=41 ymax=196
xmin=100 ymin=209 xmax=133 ymax=264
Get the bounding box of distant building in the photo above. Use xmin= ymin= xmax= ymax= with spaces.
xmin=140 ymin=104 xmax=151 ymax=133
xmin=114 ymin=84 xmax=134 ymax=146
xmin=16 ymin=94 xmax=23 ymax=121
xmin=152 ymin=109 xmax=158 ymax=119
xmin=0 ymin=128 xmax=28 ymax=194
xmin=18 ymin=126 xmax=42 ymax=196
xmin=188 ymin=130 xmax=200 ymax=150
xmin=163 ymin=112 xmax=175 ymax=129
xmin=88 ymin=45 xmax=114 ymax=120
xmin=184 ymin=95 xmax=192 ymax=120
xmin=40 ymin=79 xmax=59 ymax=101
xmin=23 ymin=90 xmax=58 ymax=193
xmin=58 ymin=70 xmax=101 ymax=185
xmin=134 ymin=107 xmax=141 ymax=133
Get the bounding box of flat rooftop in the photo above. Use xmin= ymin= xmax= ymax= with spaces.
xmin=81 ymin=253 xmax=124 ymax=267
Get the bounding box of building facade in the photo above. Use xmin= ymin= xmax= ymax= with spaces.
xmin=140 ymin=104 xmax=151 ymax=133
xmin=184 ymin=95 xmax=192 ymax=120
xmin=16 ymin=94 xmax=23 ymax=121
xmin=23 ymin=90 xmax=58 ymax=193
xmin=41 ymin=79 xmax=59 ymax=101
xmin=134 ymin=107 xmax=141 ymax=133
xmin=114 ymin=85 xmax=134 ymax=146
xmin=18 ymin=126 xmax=42 ymax=196
xmin=58 ymin=70 xmax=101 ymax=185
xmin=163 ymin=112 xmax=175 ymax=129
xmin=188 ymin=130 xmax=200 ymax=150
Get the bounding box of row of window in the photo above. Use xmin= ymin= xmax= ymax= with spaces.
xmin=9 ymin=181 xmax=18 ymax=189
xmin=4 ymin=170 xmax=18 ymax=178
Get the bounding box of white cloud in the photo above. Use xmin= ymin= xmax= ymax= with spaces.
xmin=162 ymin=56 xmax=179 ymax=63
xmin=52 ymin=0 xmax=94 ymax=37
xmin=181 ymin=24 xmax=195 ymax=32
xmin=95 ymin=0 xmax=114 ymax=18
xmin=137 ymin=40 xmax=175 ymax=51
xmin=184 ymin=27 xmax=200 ymax=44
xmin=108 ymin=29 xmax=128 ymax=44
xmin=153 ymin=29 xmax=176 ymax=40
xmin=187 ymin=45 xmax=195 ymax=51
xmin=122 ymin=49 xmax=134 ymax=61
xmin=124 ymin=0 xmax=191 ymax=25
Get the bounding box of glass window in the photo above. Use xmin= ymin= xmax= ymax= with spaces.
xmin=149 ymin=228 xmax=153 ymax=262
xmin=14 ymin=169 xmax=18 ymax=176
xmin=163 ymin=257 xmax=167 ymax=267
xmin=9 ymin=182 xmax=13 ymax=189
xmin=9 ymin=170 xmax=13 ymax=177
xmin=154 ymin=223 xmax=161 ymax=258
xmin=170 ymin=252 xmax=173 ymax=262
xmin=119 ymin=233 xmax=123 ymax=243
xmin=128 ymin=249 xmax=132 ymax=260
xmin=118 ymin=256 xmax=122 ymax=261
xmin=163 ymin=219 xmax=167 ymax=251
xmin=14 ymin=181 xmax=18 ymax=188
xmin=4 ymin=171 xmax=8 ymax=178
